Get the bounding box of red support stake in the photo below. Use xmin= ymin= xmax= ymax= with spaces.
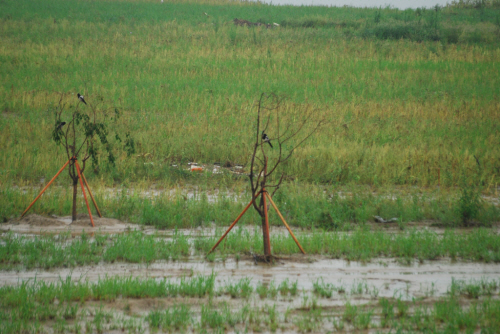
xmin=21 ymin=159 xmax=72 ymax=218
xmin=265 ymin=192 xmax=306 ymax=254
xmin=75 ymin=161 xmax=95 ymax=227
xmin=80 ymin=172 xmax=102 ymax=218
xmin=208 ymin=191 xmax=261 ymax=255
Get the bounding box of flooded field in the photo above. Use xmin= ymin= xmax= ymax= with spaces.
xmin=2 ymin=216 xmax=500 ymax=333
xmin=3 ymin=254 xmax=500 ymax=300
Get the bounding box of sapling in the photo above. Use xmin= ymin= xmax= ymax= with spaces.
xmin=248 ymin=93 xmax=326 ymax=259
xmin=51 ymin=92 xmax=135 ymax=222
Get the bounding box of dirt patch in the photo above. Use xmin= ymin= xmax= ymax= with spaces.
xmin=18 ymin=214 xmax=67 ymax=226
xmin=69 ymin=213 xmax=119 ymax=227
xmin=1 ymin=214 xmax=144 ymax=235
xmin=17 ymin=213 xmax=120 ymax=228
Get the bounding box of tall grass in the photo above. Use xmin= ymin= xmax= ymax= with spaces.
xmin=1 ymin=183 xmax=498 ymax=228
xmin=0 ymin=0 xmax=499 ymax=190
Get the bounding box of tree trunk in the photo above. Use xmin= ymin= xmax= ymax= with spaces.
xmin=72 ymin=179 xmax=78 ymax=222
xmin=261 ymin=193 xmax=272 ymax=258
xmin=261 ymin=216 xmax=271 ymax=258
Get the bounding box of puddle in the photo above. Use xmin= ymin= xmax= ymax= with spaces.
xmin=2 ymin=256 xmax=499 ymax=304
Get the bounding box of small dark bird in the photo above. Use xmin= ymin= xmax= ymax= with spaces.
xmin=262 ymin=132 xmax=273 ymax=148
xmin=77 ymin=93 xmax=87 ymax=105
xmin=56 ymin=121 xmax=66 ymax=130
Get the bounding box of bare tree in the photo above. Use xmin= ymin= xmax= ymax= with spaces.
xmin=51 ymin=92 xmax=135 ymax=221
xmin=248 ymin=93 xmax=326 ymax=259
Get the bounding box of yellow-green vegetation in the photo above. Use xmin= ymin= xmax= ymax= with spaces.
xmin=0 ymin=0 xmax=499 ymax=224
xmin=2 ymin=182 xmax=499 ymax=227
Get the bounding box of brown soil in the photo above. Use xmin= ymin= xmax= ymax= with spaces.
xmin=69 ymin=213 xmax=119 ymax=227
xmin=2 ymin=214 xmax=144 ymax=235
xmin=18 ymin=214 xmax=67 ymax=226
xmin=16 ymin=213 xmax=120 ymax=227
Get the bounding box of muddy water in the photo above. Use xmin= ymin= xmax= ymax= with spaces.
xmin=3 ymin=217 xmax=500 ymax=313
xmin=2 ymin=256 xmax=499 ymax=303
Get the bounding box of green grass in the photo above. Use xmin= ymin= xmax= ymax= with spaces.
xmin=197 ymin=227 xmax=500 ymax=262
xmin=1 ymin=274 xmax=500 ymax=333
xmin=1 ymin=182 xmax=499 ymax=228
xmin=146 ymin=304 xmax=191 ymax=332
xmin=3 ymin=226 xmax=500 ymax=269
xmin=0 ymin=0 xmax=499 ymax=192
xmin=0 ymin=230 xmax=190 ymax=269
xmin=7 ymin=273 xmax=216 ymax=302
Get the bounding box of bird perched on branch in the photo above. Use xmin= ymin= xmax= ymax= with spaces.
xmin=77 ymin=93 xmax=87 ymax=105
xmin=56 ymin=121 xmax=66 ymax=131
xmin=262 ymin=132 xmax=273 ymax=148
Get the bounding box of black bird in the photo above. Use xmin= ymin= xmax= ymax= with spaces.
xmin=56 ymin=121 xmax=66 ymax=130
xmin=262 ymin=132 xmax=273 ymax=148
xmin=77 ymin=93 xmax=87 ymax=105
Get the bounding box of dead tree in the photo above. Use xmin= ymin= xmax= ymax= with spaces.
xmin=248 ymin=93 xmax=326 ymax=259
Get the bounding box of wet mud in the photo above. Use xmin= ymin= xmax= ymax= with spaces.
xmin=1 ymin=214 xmax=142 ymax=235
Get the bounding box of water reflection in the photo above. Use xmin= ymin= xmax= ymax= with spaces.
xmin=255 ymin=0 xmax=450 ymax=9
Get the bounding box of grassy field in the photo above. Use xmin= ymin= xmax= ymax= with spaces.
xmin=2 ymin=182 xmax=499 ymax=228
xmin=1 ymin=2 xmax=500 ymax=332
xmin=0 ymin=0 xmax=499 ymax=227
xmin=1 ymin=0 xmax=499 ymax=189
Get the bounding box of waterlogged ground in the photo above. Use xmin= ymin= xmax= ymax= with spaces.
xmin=2 ymin=254 xmax=500 ymax=300
xmin=2 ymin=216 xmax=500 ymax=332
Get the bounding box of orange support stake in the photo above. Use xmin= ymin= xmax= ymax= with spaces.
xmin=265 ymin=192 xmax=306 ymax=254
xmin=75 ymin=162 xmax=95 ymax=227
xmin=80 ymin=171 xmax=102 ymax=217
xmin=21 ymin=159 xmax=72 ymax=218
xmin=208 ymin=191 xmax=261 ymax=255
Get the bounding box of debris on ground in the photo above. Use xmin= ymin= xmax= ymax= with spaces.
xmin=187 ymin=162 xmax=247 ymax=176
xmin=189 ymin=162 xmax=203 ymax=172
xmin=233 ymin=18 xmax=276 ymax=28
xmin=373 ymin=216 xmax=398 ymax=223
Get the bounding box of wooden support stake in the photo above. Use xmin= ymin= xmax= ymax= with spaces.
xmin=208 ymin=191 xmax=261 ymax=255
xmin=75 ymin=161 xmax=95 ymax=227
xmin=80 ymin=170 xmax=102 ymax=218
xmin=265 ymin=192 xmax=306 ymax=254
xmin=21 ymin=159 xmax=71 ymax=218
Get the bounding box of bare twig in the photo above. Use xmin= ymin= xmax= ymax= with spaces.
xmin=248 ymin=93 xmax=326 ymax=218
